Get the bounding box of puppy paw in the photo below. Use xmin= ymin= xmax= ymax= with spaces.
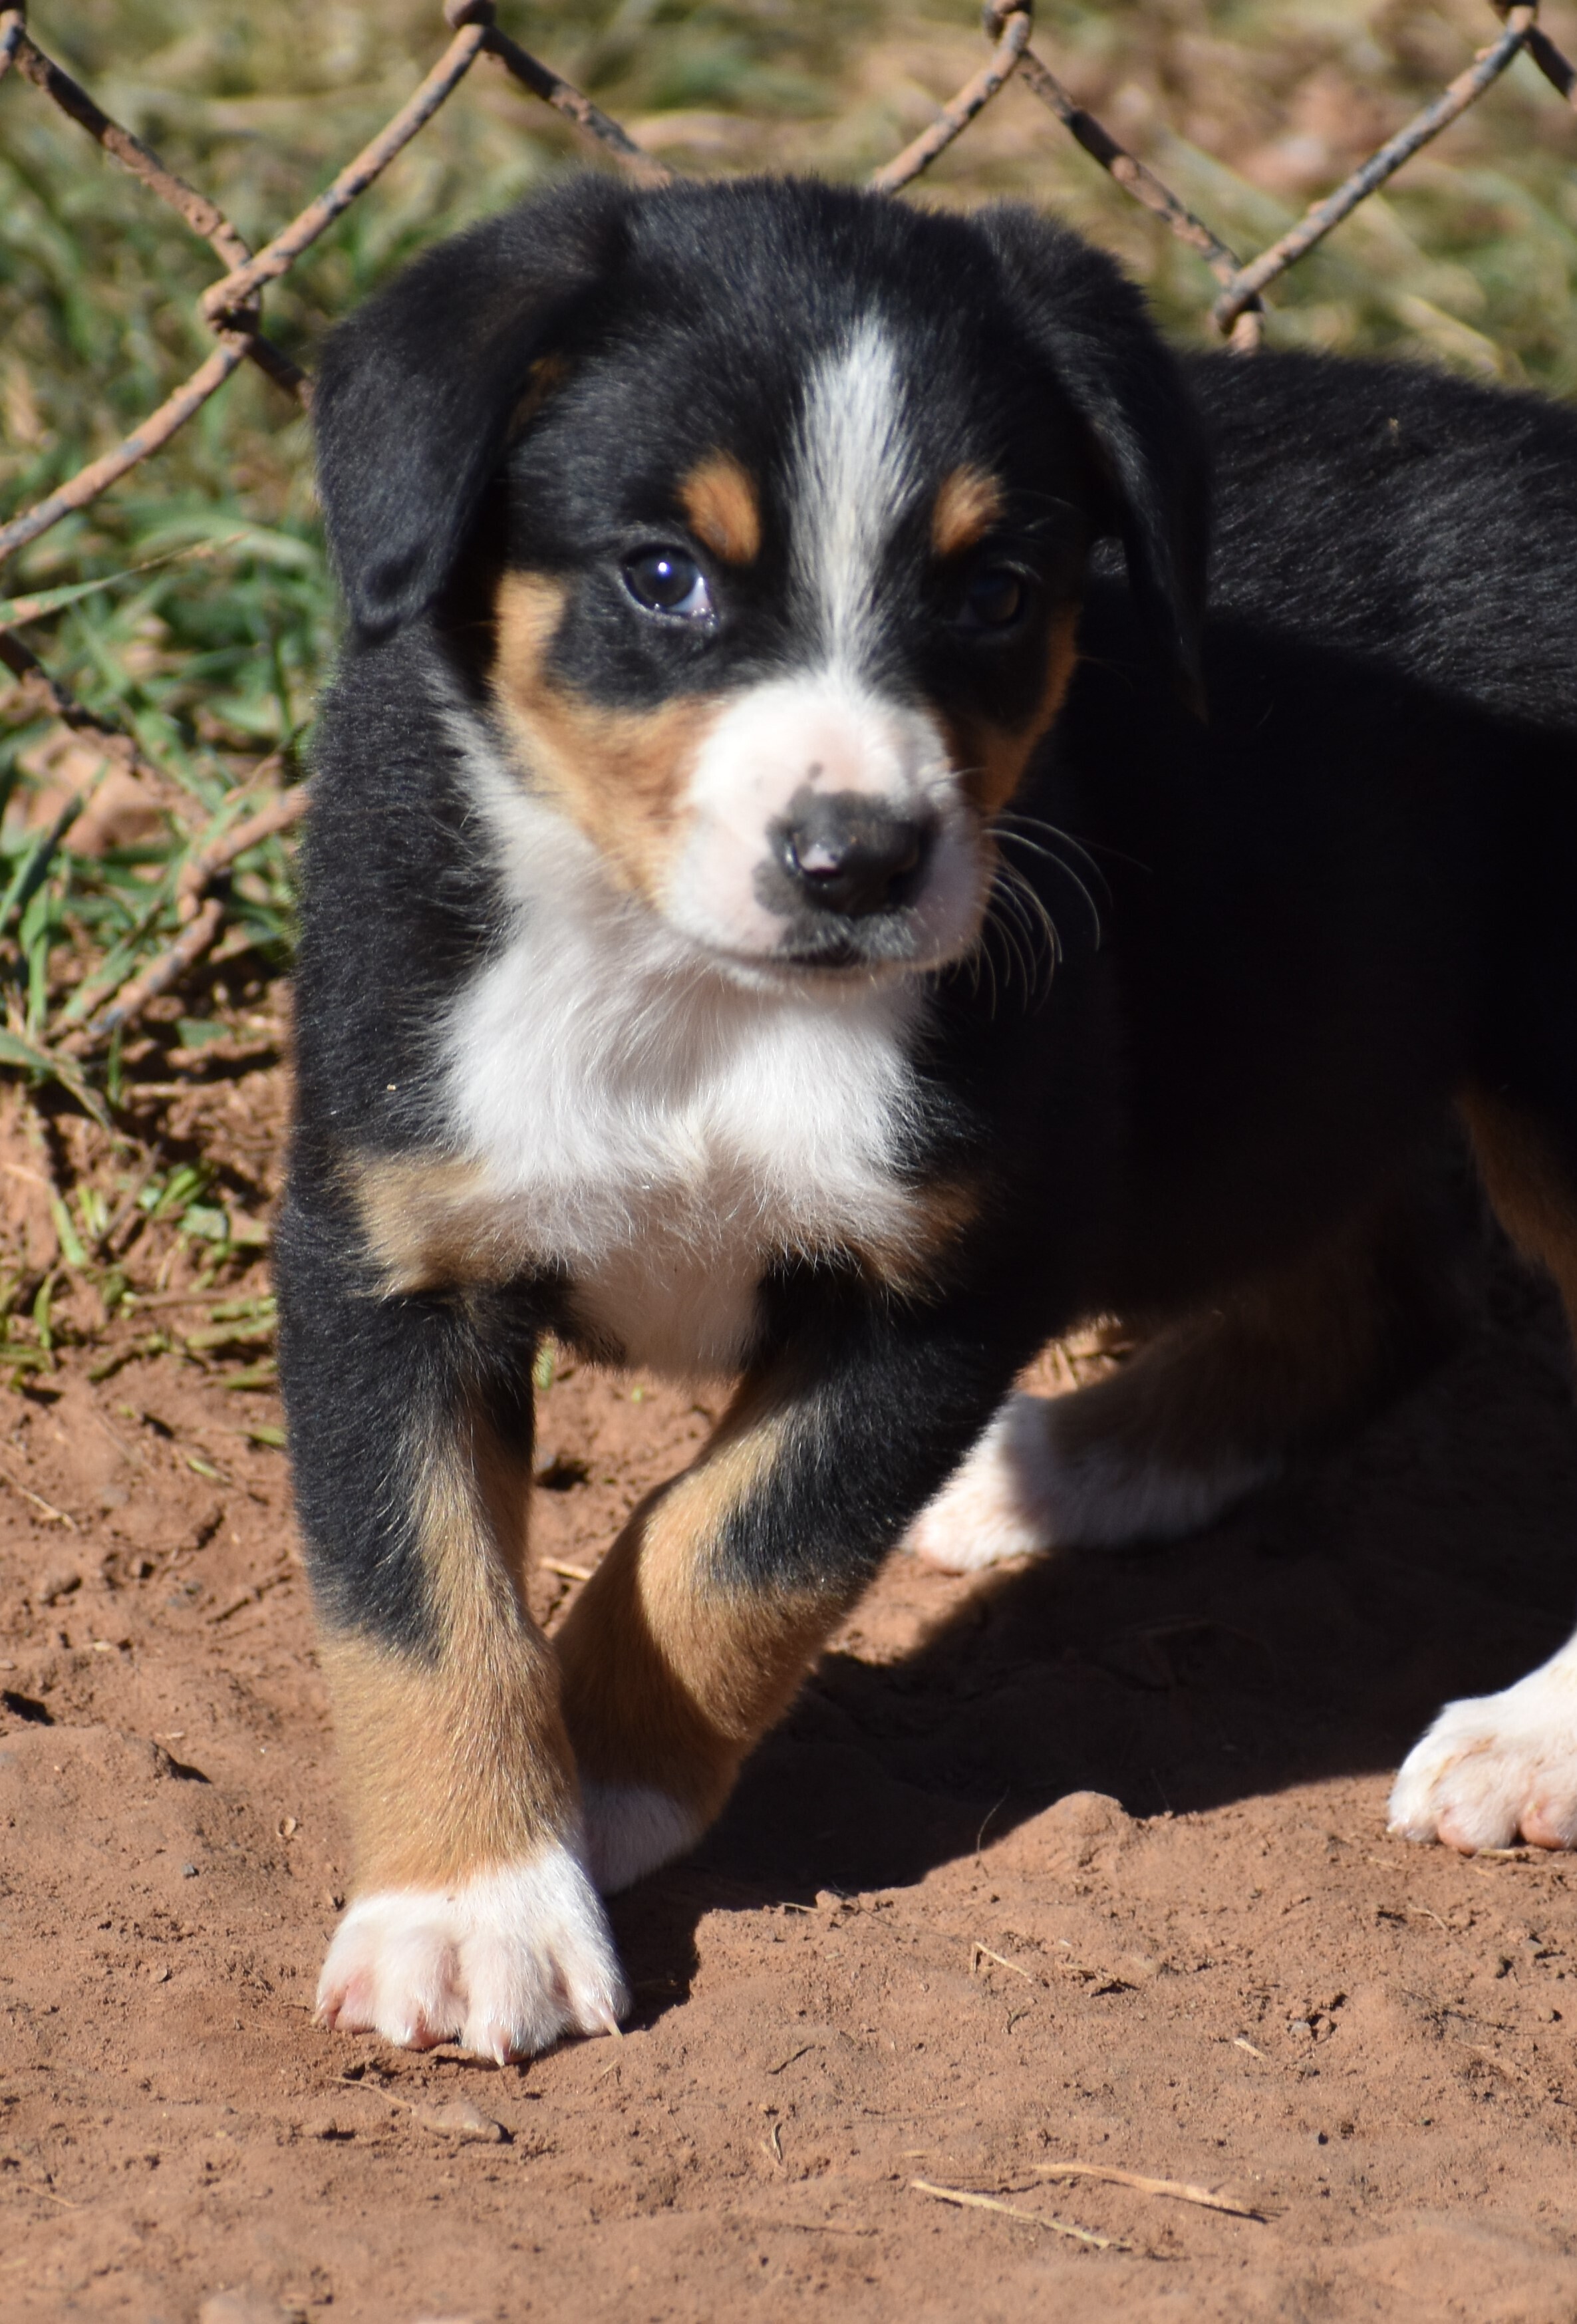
xmin=581 ymin=1781 xmax=706 ymax=1894
xmin=315 ymin=1844 xmax=629 ymax=2062
xmin=903 ymin=1391 xmax=1270 ymax=1572
xmin=904 ymin=1395 xmax=1060 ymax=1571
xmin=1389 ymin=1661 xmax=1577 ymax=1851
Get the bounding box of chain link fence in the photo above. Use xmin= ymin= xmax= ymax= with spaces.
xmin=1 ymin=0 xmax=1576 ymax=1106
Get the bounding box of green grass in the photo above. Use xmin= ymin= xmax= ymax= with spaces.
xmin=3 ymin=0 xmax=1577 ymax=1117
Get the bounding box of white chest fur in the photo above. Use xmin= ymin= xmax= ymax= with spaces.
xmin=441 ymin=756 xmax=931 ymax=1378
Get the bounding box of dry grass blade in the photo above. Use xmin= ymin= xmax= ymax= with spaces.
xmin=0 ymin=1463 xmax=76 ymax=1526
xmin=1034 ymin=2162 xmax=1266 ymax=2220
xmin=970 ymin=1941 xmax=1036 ymax=1981
xmin=909 ymin=2178 xmax=1129 ymax=2250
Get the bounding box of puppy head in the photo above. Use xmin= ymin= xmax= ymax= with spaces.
xmin=315 ymin=178 xmax=1207 ymax=984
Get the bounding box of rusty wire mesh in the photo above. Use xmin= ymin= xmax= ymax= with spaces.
xmin=1 ymin=0 xmax=1576 ymax=1090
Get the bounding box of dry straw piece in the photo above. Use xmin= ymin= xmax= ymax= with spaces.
xmin=1033 ymin=2160 xmax=1266 ymax=2220
xmin=909 ymin=2176 xmax=1131 ymax=2250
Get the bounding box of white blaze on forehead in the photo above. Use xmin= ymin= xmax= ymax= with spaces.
xmin=792 ymin=316 xmax=916 ymax=666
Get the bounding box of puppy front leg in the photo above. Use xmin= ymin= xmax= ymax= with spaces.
xmin=555 ymin=1310 xmax=1026 ymax=1893
xmin=277 ymin=1219 xmax=625 ymax=2061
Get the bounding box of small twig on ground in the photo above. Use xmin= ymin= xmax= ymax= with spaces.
xmin=173 ymin=780 xmax=304 ymax=922
xmin=208 ymin=1572 xmax=293 ymax=1624
xmin=92 ymin=899 xmax=223 ymax=1037
xmin=971 ymin=1942 xmax=1036 ymax=1981
xmin=909 ymin=2178 xmax=1129 ymax=2251
xmin=59 ymin=784 xmax=307 ymax=1048
xmin=765 ymin=2042 xmax=818 ymax=2075
xmin=0 ymin=1465 xmax=77 ymax=1527
xmin=1033 ymin=2161 xmax=1265 ymax=2220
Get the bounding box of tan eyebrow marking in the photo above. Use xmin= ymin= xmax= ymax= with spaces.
xmin=507 ymin=352 xmax=571 ymax=439
xmin=679 ymin=452 xmax=762 ymax=565
xmin=931 ymin=464 xmax=1006 ymax=559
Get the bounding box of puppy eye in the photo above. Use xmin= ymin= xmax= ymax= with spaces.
xmin=956 ymin=565 xmax=1028 ymax=631
xmin=623 ymin=547 xmax=713 ymax=621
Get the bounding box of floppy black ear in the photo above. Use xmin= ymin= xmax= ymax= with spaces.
xmin=978 ymin=206 xmax=1210 ymax=715
xmin=313 ymin=177 xmax=637 ymax=641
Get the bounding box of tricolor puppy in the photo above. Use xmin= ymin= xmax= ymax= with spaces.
xmin=280 ymin=172 xmax=1577 ymax=2063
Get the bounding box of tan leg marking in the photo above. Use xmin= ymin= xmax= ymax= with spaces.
xmin=350 ymin=1153 xmax=508 ymax=1294
xmin=555 ymin=1371 xmax=837 ymax=1835
xmin=931 ymin=464 xmax=1004 ymax=561
xmin=315 ymin=1397 xmax=627 ymax=2057
xmin=680 ymin=453 xmax=762 ymax=565
xmin=944 ymin=603 xmax=1081 ymax=821
xmin=1064 ymin=1197 xmax=1432 ymax=1485
xmin=1459 ymin=1085 xmax=1577 ymax=1318
xmin=492 ymin=571 xmax=723 ymax=899
xmin=323 ymin=1403 xmax=576 ymax=1893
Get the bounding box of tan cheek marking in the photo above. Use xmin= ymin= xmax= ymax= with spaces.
xmin=323 ymin=1407 xmax=577 ymax=1893
xmin=944 ymin=601 xmax=1081 ymax=822
xmin=931 ymin=464 xmax=1005 ymax=560
xmin=492 ymin=569 xmax=722 ymax=902
xmin=679 ymin=452 xmax=762 ymax=565
xmin=555 ymin=1380 xmax=835 ymax=1823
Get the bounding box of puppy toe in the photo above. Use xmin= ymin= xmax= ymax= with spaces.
xmin=316 ymin=1842 xmax=629 ymax=2061
xmin=1388 ymin=1667 xmax=1577 ymax=1852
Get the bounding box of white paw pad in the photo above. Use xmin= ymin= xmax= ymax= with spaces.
xmin=581 ymin=1781 xmax=704 ymax=1894
xmin=315 ymin=1844 xmax=629 ymax=2063
xmin=1389 ymin=1656 xmax=1577 ymax=1852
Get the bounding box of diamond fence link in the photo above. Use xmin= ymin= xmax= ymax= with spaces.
xmin=1 ymin=0 xmax=1576 ymax=1084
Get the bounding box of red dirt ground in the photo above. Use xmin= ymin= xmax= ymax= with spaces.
xmin=5 ymin=1034 xmax=1577 ymax=2321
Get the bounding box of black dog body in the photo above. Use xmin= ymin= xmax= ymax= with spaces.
xmin=279 ymin=174 xmax=1577 ymax=2060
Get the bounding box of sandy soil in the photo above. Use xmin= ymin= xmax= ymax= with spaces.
xmin=5 ymin=1045 xmax=1577 ymax=2321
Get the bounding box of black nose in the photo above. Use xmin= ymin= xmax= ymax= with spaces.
xmin=776 ymin=792 xmax=931 ymax=919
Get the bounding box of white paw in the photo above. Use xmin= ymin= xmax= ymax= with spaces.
xmin=904 ymin=1395 xmax=1060 ymax=1571
xmin=903 ymin=1391 xmax=1271 ymax=1572
xmin=315 ymin=1843 xmax=629 ymax=2062
xmin=581 ymin=1781 xmax=704 ymax=1894
xmin=1389 ymin=1653 xmax=1577 ymax=1851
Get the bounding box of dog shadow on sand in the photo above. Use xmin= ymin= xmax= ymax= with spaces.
xmin=607 ymin=1229 xmax=1577 ymax=2017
